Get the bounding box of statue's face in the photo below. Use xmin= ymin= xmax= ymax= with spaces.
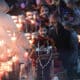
xmin=33 ymin=11 xmax=38 ymax=20
xmin=49 ymin=14 xmax=57 ymax=25
xmin=26 ymin=11 xmax=39 ymax=25
xmin=40 ymin=6 xmax=49 ymax=17
xmin=45 ymin=0 xmax=60 ymax=5
xmin=26 ymin=11 xmax=33 ymax=20
xmin=52 ymin=0 xmax=60 ymax=5
xmin=39 ymin=27 xmax=47 ymax=37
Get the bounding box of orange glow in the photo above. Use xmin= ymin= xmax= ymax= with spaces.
xmin=0 ymin=14 xmax=30 ymax=75
xmin=0 ymin=13 xmax=31 ymax=76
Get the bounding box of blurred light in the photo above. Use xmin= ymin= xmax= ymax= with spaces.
xmin=11 ymin=33 xmax=16 ymax=42
xmin=36 ymin=0 xmax=41 ymax=5
xmin=0 ymin=54 xmax=8 ymax=61
xmin=12 ymin=55 xmax=18 ymax=63
xmin=11 ymin=16 xmax=18 ymax=19
xmin=7 ymin=61 xmax=13 ymax=67
xmin=20 ymin=3 xmax=25 ymax=9
xmin=0 ymin=71 xmax=4 ymax=77
xmin=31 ymin=20 xmax=35 ymax=24
xmin=16 ymin=23 xmax=23 ymax=30
xmin=78 ymin=35 xmax=80 ymax=42
xmin=11 ymin=36 xmax=16 ymax=42
xmin=29 ymin=40 xmax=34 ymax=44
xmin=11 ymin=16 xmax=18 ymax=23
xmin=1 ymin=62 xmax=12 ymax=72
xmin=25 ymin=33 xmax=31 ymax=40
xmin=24 ymin=52 xmax=28 ymax=58
xmin=32 ymin=35 xmax=35 ymax=39
xmin=0 ymin=40 xmax=5 ymax=47
xmin=7 ymin=48 xmax=12 ymax=53
xmin=6 ymin=30 xmax=11 ymax=33
xmin=7 ymin=48 xmax=13 ymax=57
